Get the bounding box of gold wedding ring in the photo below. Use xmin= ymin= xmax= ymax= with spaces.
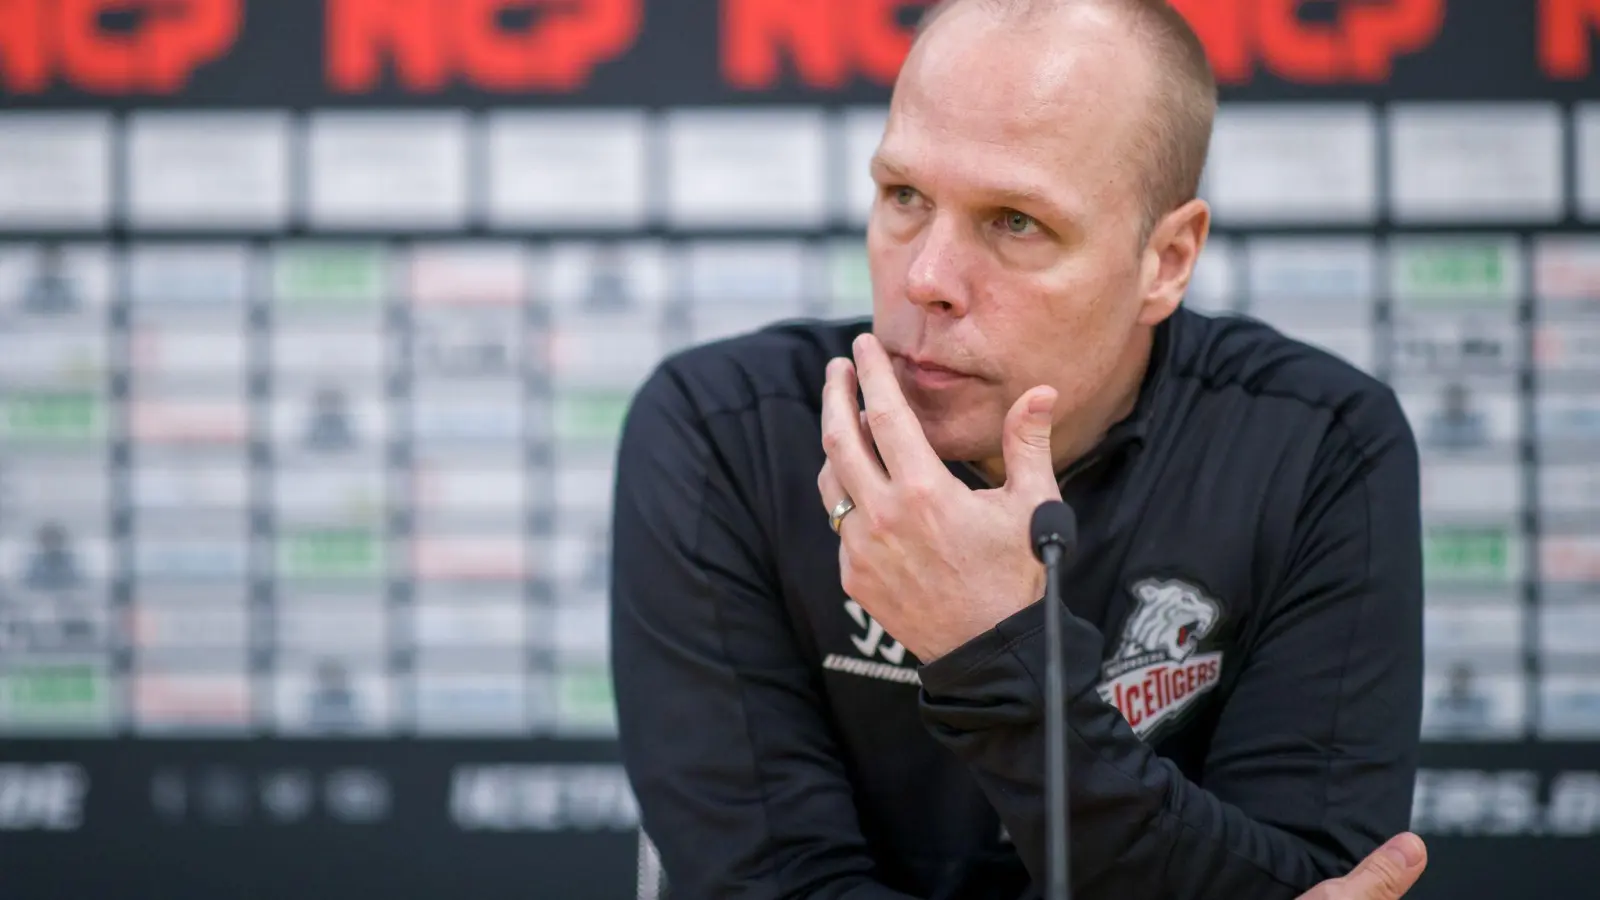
xmin=829 ymin=497 xmax=856 ymax=533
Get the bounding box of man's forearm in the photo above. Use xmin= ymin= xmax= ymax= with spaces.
xmin=917 ymin=601 xmax=1351 ymax=899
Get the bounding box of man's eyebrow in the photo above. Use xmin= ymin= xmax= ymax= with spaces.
xmin=868 ymin=155 xmax=911 ymax=183
xmin=868 ymin=154 xmax=1082 ymax=228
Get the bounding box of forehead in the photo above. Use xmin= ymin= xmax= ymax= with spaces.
xmin=879 ymin=6 xmax=1149 ymax=207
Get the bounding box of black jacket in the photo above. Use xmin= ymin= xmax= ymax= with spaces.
xmin=610 ymin=307 xmax=1424 ymax=900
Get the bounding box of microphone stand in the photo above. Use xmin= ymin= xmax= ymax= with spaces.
xmin=1030 ymin=499 xmax=1076 ymax=900
xmin=1041 ymin=540 xmax=1071 ymax=900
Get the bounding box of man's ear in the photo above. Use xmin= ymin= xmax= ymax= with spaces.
xmin=1138 ymin=198 xmax=1211 ymax=326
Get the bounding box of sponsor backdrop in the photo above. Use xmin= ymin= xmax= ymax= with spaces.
xmin=2 ymin=0 xmax=1600 ymax=897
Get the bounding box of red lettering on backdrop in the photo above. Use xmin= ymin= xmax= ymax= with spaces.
xmin=1167 ymin=0 xmax=1442 ymax=85
xmin=326 ymin=0 xmax=641 ymax=93
xmin=1541 ymin=0 xmax=1600 ymax=79
xmin=0 ymin=0 xmax=239 ymax=94
xmin=721 ymin=0 xmax=930 ymax=90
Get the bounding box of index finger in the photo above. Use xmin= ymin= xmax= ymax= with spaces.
xmin=851 ymin=332 xmax=943 ymax=479
xmin=821 ymin=356 xmax=888 ymax=507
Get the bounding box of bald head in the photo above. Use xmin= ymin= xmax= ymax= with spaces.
xmin=910 ymin=0 xmax=1216 ymax=240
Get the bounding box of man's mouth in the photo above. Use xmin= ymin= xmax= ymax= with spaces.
xmin=889 ymin=352 xmax=980 ymax=390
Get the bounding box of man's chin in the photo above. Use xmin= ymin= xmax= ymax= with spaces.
xmin=920 ymin=422 xmax=1001 ymax=467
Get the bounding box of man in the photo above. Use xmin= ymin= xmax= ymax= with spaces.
xmin=610 ymin=0 xmax=1424 ymax=897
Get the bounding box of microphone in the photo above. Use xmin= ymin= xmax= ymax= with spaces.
xmin=1030 ymin=500 xmax=1077 ymax=900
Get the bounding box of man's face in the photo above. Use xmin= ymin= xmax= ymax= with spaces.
xmin=866 ymin=6 xmax=1165 ymax=465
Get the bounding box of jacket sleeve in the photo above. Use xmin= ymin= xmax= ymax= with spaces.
xmin=610 ymin=366 xmax=920 ymax=900
xmin=915 ymin=394 xmax=1424 ymax=899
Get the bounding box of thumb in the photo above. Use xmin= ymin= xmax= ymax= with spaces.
xmin=1335 ymin=833 xmax=1428 ymax=900
xmin=1001 ymin=386 xmax=1059 ymax=498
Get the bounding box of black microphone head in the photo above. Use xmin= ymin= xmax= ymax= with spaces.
xmin=1030 ymin=500 xmax=1077 ymax=563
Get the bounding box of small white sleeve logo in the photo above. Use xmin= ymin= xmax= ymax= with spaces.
xmin=822 ymin=599 xmax=920 ymax=685
xmin=843 ymin=598 xmax=907 ymax=665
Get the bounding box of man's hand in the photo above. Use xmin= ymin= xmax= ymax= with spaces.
xmin=1296 ymin=833 xmax=1428 ymax=900
xmin=816 ymin=333 xmax=1061 ymax=663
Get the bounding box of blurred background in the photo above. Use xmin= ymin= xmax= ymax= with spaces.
xmin=1 ymin=0 xmax=1598 ymax=897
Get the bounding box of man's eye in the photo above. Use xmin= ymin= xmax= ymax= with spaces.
xmin=1002 ymin=211 xmax=1037 ymax=235
xmin=891 ymin=186 xmax=919 ymax=206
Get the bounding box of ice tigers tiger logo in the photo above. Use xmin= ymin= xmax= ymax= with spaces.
xmin=1097 ymin=577 xmax=1226 ymax=740
xmin=1116 ymin=579 xmax=1220 ymax=664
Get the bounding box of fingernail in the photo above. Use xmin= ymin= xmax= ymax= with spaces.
xmin=854 ymin=333 xmax=871 ymax=355
xmin=1383 ymin=834 xmax=1425 ymax=869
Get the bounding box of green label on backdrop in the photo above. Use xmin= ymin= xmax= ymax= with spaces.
xmin=279 ymin=528 xmax=385 ymax=579
xmin=0 ymin=665 xmax=112 ymax=729
xmin=1394 ymin=241 xmax=1518 ymax=304
xmin=828 ymin=243 xmax=873 ymax=316
xmin=0 ymin=392 xmax=104 ymax=444
xmin=1425 ymin=526 xmax=1513 ymax=582
xmin=554 ymin=389 xmax=632 ymax=444
xmin=273 ymin=245 xmax=387 ymax=312
xmin=556 ymin=666 xmax=618 ymax=736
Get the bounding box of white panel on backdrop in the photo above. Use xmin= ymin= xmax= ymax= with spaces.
xmin=127 ymin=112 xmax=292 ymax=229
xmin=1424 ymin=604 xmax=1524 ymax=664
xmin=272 ymin=387 xmax=387 ymax=461
xmin=0 ymin=528 xmax=111 ymax=587
xmin=272 ymin=330 xmax=389 ymax=378
xmin=1398 ymin=386 xmax=1519 ymax=455
xmin=665 ymin=109 xmax=828 ymax=228
xmin=545 ymin=241 xmax=671 ymax=322
xmin=1578 ymin=105 xmax=1600 ymax=222
xmin=1419 ymin=461 xmax=1522 ymax=517
xmin=1245 ymin=237 xmax=1377 ymax=312
xmin=134 ymin=530 xmax=249 ymax=583
xmin=0 ymin=333 xmax=108 ymax=391
xmin=1389 ymin=103 xmax=1565 ymax=223
xmin=1539 ymin=676 xmax=1600 ymax=739
xmin=133 ymin=669 xmax=253 ymax=734
xmin=1534 ymin=235 xmax=1600 ymax=318
xmin=0 ymin=114 xmax=112 ymax=229
xmin=307 ymin=112 xmax=470 ymax=231
xmin=840 ymin=107 xmax=889 ymax=226
xmin=409 ymin=242 xmax=530 ymax=308
xmin=412 ymin=382 xmax=524 ymax=447
xmin=1421 ymin=667 xmax=1525 ymax=740
xmin=1183 ymin=237 xmax=1238 ymax=314
xmin=1539 ymin=602 xmax=1600 ymax=657
xmin=1 ymin=461 xmax=110 ymax=514
xmin=486 ymin=111 xmax=650 ymax=229
xmin=411 ymin=531 xmax=530 ymax=582
xmin=276 ymin=599 xmax=387 ymax=660
xmin=547 ymin=326 xmax=665 ymax=390
xmin=127 ymin=244 xmax=252 ymax=318
xmin=0 ymin=244 xmax=113 ymax=323
xmin=134 ymin=465 xmax=251 ymax=512
xmin=412 ymin=598 xmax=528 ymax=649
xmin=126 ymin=393 xmax=249 ymax=445
xmin=1207 ymin=105 xmax=1378 ymax=224
xmin=128 ymin=598 xmax=250 ymax=651
xmin=273 ymin=664 xmax=393 ymax=736
xmin=1537 ymin=393 xmax=1600 ymax=446
xmin=414 ymin=671 xmax=530 ymax=735
xmin=684 ymin=240 xmax=814 ymax=306
xmin=275 ymin=469 xmax=385 ymax=526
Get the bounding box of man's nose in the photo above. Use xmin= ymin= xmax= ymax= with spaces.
xmin=903 ymin=215 xmax=971 ymax=318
